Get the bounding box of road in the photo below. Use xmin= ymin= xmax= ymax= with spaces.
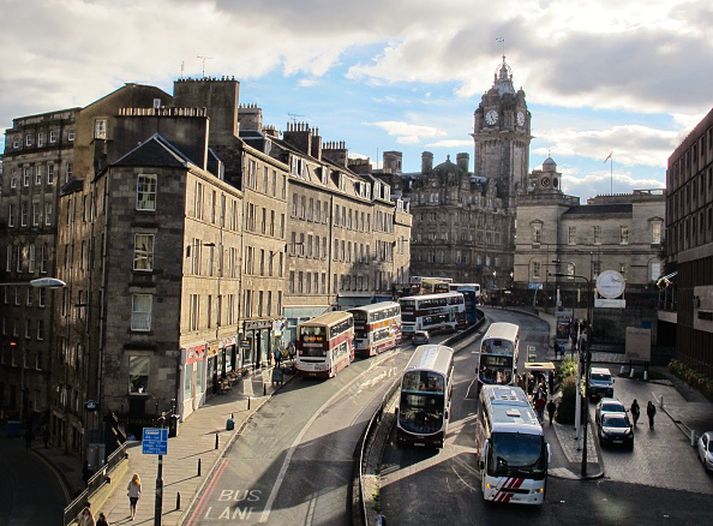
xmin=0 ymin=436 xmax=68 ymax=525
xmin=380 ymin=308 xmax=713 ymax=526
xmin=186 ymin=342 xmax=421 ymax=526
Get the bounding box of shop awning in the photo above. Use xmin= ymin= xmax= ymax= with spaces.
xmin=524 ymin=361 xmax=556 ymax=372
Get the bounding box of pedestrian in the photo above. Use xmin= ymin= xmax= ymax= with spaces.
xmin=646 ymin=400 xmax=656 ymax=429
xmin=274 ymin=347 xmax=283 ymax=368
xmin=96 ymin=512 xmax=109 ymax=526
xmin=553 ymin=341 xmax=559 ymax=360
xmin=79 ymin=504 xmax=95 ymax=526
xmin=630 ymin=399 xmax=640 ymax=427
xmin=534 ymin=397 xmax=546 ymax=423
xmin=287 ymin=342 xmax=296 ymax=361
xmin=546 ymin=399 xmax=556 ymax=426
xmin=127 ymin=472 xmax=142 ymax=521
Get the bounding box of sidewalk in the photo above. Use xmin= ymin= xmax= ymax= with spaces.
xmin=31 ymin=442 xmax=84 ymax=501
xmin=80 ymin=366 xmax=290 ymax=526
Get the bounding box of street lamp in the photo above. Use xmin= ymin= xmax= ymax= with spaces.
xmin=0 ymin=277 xmax=66 ymax=421
xmin=550 ymin=271 xmax=592 ymax=477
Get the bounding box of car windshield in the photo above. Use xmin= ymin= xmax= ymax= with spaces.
xmin=487 ymin=432 xmax=546 ymax=480
xmin=602 ymin=415 xmax=630 ymax=427
xmin=591 ymin=373 xmax=611 ymax=382
xmin=601 ymin=403 xmax=623 ymax=412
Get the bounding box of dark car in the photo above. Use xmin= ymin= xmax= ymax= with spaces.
xmin=597 ymin=413 xmax=634 ymax=449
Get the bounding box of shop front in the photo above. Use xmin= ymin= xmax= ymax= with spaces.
xmin=243 ymin=319 xmax=273 ymax=369
xmin=179 ymin=344 xmax=207 ymax=420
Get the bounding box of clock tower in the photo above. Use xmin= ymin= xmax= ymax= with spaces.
xmin=472 ymin=56 xmax=531 ymax=210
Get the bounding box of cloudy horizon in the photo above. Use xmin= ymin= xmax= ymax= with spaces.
xmin=2 ymin=0 xmax=711 ymax=199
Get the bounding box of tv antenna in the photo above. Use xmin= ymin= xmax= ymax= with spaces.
xmin=196 ymin=55 xmax=214 ymax=77
xmin=288 ymin=113 xmax=305 ymax=123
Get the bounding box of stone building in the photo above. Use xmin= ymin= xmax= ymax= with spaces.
xmin=404 ymin=57 xmax=530 ymax=288
xmin=0 ymin=107 xmax=78 ymax=420
xmin=514 ymin=157 xmax=665 ymax=343
xmin=662 ymin=107 xmax=713 ymax=377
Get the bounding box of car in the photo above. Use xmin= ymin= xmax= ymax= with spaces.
xmin=597 ymin=413 xmax=634 ymax=449
xmin=589 ymin=367 xmax=615 ymax=399
xmin=595 ymin=398 xmax=626 ymax=425
xmin=413 ymin=330 xmax=430 ymax=345
xmin=697 ymin=431 xmax=713 ymax=471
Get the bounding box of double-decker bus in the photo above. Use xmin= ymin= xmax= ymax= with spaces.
xmin=296 ymin=311 xmax=354 ymax=378
xmin=396 ymin=344 xmax=454 ymax=448
xmin=399 ymin=292 xmax=466 ymax=336
xmin=410 ymin=276 xmax=453 ymax=295
xmin=476 ymin=385 xmax=549 ymax=505
xmin=449 ymin=283 xmax=481 ymax=324
xmin=476 ymin=322 xmax=520 ymax=390
xmin=348 ymin=302 xmax=401 ymax=358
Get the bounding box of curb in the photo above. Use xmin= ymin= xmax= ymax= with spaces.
xmin=177 ymin=374 xmax=295 ymax=526
xmin=31 ymin=447 xmax=74 ymax=504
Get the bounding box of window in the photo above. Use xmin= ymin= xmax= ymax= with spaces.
xmin=28 ymin=245 xmax=35 ymax=273
xmin=35 ymin=165 xmax=43 ymax=185
xmin=25 ymin=134 xmax=32 ymax=147
xmin=39 ymin=244 xmax=47 ymax=273
xmin=592 ymin=260 xmax=601 ymax=277
xmin=651 ymin=221 xmax=662 ymax=245
xmin=67 ymin=129 xmax=75 ymax=141
xmin=10 ymin=171 xmax=17 ymax=188
xmin=128 ymin=355 xmax=150 ymax=394
xmin=45 ymin=203 xmax=52 ymax=226
xmin=20 ymin=203 xmax=28 ymax=226
xmin=94 ymin=118 xmax=107 ymax=139
xmin=593 ymin=225 xmax=601 ymax=245
xmin=38 ymin=288 xmax=46 ymax=307
xmin=49 ymin=130 xmax=56 ymax=143
xmin=65 ymin=161 xmax=73 ymax=182
xmin=47 ymin=163 xmax=55 ymax=185
xmin=130 ymin=294 xmax=152 ymax=331
xmin=567 ymin=226 xmax=576 ymax=245
xmin=8 ymin=204 xmax=15 ymax=227
xmin=32 ymin=203 xmax=39 ymax=226
xmin=37 ymin=133 xmax=45 ymax=147
xmin=23 ymin=166 xmax=30 ymax=186
xmin=649 ymin=261 xmax=661 ymax=282
xmin=532 ymin=222 xmax=542 ymax=244
xmin=37 ymin=320 xmax=45 ymax=341
xmin=620 ymin=225 xmax=629 ymax=245
xmin=133 ymin=234 xmax=154 ymax=271
xmin=136 ymin=174 xmax=157 ymax=211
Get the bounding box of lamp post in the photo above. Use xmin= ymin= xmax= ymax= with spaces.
xmin=0 ymin=278 xmax=66 ymax=421
xmin=550 ymin=271 xmax=592 ymax=477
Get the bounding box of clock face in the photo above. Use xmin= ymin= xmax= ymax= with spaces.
xmin=540 ymin=177 xmax=551 ymax=188
xmin=517 ymin=111 xmax=525 ymax=126
xmin=485 ymin=110 xmax=499 ymax=125
xmin=596 ymin=270 xmax=626 ymax=299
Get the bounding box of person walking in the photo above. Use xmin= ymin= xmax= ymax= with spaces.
xmin=79 ymin=504 xmax=96 ymax=526
xmin=646 ymin=401 xmax=657 ymax=429
xmin=96 ymin=512 xmax=109 ymax=526
xmin=547 ymin=399 xmax=557 ymax=426
xmin=534 ymin=397 xmax=546 ymax=423
xmin=127 ymin=473 xmax=142 ymax=521
xmin=630 ymin=399 xmax=641 ymax=427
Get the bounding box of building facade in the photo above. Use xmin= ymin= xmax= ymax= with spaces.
xmin=0 ymin=108 xmax=78 ymax=421
xmin=515 ymin=157 xmax=665 ymax=343
xmin=663 ymin=107 xmax=713 ymax=376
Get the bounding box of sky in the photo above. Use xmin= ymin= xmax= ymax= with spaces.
xmin=2 ymin=0 xmax=712 ymax=200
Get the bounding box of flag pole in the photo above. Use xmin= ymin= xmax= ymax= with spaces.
xmin=610 ymin=155 xmax=613 ymax=194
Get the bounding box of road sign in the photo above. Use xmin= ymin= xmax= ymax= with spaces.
xmin=528 ymin=282 xmax=543 ymax=290
xmin=142 ymin=427 xmax=168 ymax=455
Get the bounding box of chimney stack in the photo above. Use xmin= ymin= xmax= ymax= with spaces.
xmin=456 ymin=152 xmax=469 ymax=172
xmin=421 ymin=151 xmax=433 ymax=173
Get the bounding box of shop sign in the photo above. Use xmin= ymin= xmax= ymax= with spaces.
xmin=244 ymin=320 xmax=272 ymax=331
xmin=185 ymin=345 xmax=206 ymax=365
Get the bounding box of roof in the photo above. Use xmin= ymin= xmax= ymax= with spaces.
xmin=59 ymin=178 xmax=84 ymax=196
xmin=112 ymin=133 xmax=191 ymax=169
xmin=404 ymin=345 xmax=454 ymax=376
xmin=482 ymin=322 xmax=519 ymax=342
xmin=348 ymin=301 xmax=400 ymax=314
xmin=299 ymin=310 xmax=352 ymax=327
xmin=562 ymin=203 xmax=632 ymax=217
xmin=481 ymin=385 xmax=542 ymax=435
xmin=400 ymin=291 xmax=463 ymax=302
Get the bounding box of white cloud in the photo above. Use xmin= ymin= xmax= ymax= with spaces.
xmin=425 ymin=139 xmax=472 ymax=148
xmin=297 ymin=78 xmax=319 ymax=87
xmin=533 ymin=125 xmax=680 ymax=168
xmin=366 ymin=120 xmax=447 ymax=144
xmin=560 ymin=166 xmax=664 ymax=199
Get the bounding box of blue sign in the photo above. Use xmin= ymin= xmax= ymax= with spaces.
xmin=528 ymin=282 xmax=543 ymax=290
xmin=142 ymin=427 xmax=168 ymax=455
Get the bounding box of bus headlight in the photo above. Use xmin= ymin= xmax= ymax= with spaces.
xmin=485 ymin=482 xmax=492 ymax=490
xmin=537 ymin=487 xmax=544 ymax=493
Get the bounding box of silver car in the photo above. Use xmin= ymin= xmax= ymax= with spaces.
xmin=697 ymin=431 xmax=713 ymax=471
xmin=595 ymin=398 xmax=626 ymax=425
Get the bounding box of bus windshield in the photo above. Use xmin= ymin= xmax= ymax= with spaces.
xmin=399 ymin=370 xmax=445 ymax=434
xmin=482 ymin=338 xmax=515 ymax=355
xmin=299 ymin=326 xmax=327 ymax=357
xmin=479 ymin=355 xmax=513 ymax=384
xmin=488 ymin=432 xmax=546 ymax=479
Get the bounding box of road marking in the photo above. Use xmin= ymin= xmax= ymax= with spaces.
xmin=259 ymin=350 xmax=400 ymax=523
xmin=464 ymin=376 xmax=478 ymax=400
xmin=451 ymin=465 xmax=478 ymax=492
xmin=187 ymin=458 xmax=229 ymax=525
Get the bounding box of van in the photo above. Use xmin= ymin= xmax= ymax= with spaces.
xmin=413 ymin=330 xmax=430 ymax=345
xmin=589 ymin=367 xmax=614 ymax=399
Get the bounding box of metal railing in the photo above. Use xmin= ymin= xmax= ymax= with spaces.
xmin=62 ymin=442 xmax=129 ymax=525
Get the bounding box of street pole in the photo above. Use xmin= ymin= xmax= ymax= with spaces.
xmin=155 ymin=453 xmax=164 ymax=526
xmin=581 ymin=343 xmax=591 ymax=477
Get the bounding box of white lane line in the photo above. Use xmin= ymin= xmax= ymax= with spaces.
xmin=464 ymin=376 xmax=478 ymax=400
xmin=259 ymin=350 xmax=400 ymax=523
xmin=451 ymin=465 xmax=478 ymax=492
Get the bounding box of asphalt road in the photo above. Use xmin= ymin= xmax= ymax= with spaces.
xmin=380 ymin=308 xmax=713 ymax=526
xmin=0 ymin=436 xmax=68 ymax=525
xmin=185 ymin=343 xmax=421 ymax=526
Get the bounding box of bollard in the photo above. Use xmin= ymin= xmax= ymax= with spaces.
xmin=215 ymin=432 xmax=219 ymax=450
xmin=659 ymin=394 xmax=664 ymax=408
xmin=176 ymin=491 xmax=181 ymax=510
xmin=643 ymin=370 xmax=648 ymax=382
xmin=619 ymin=365 xmax=625 ymax=375
xmin=247 ymin=397 xmax=251 ymax=410
xmin=629 ymin=367 xmax=635 ymax=378
xmin=263 ymin=383 xmax=267 ymax=396
xmin=197 ymin=458 xmax=202 ymax=477
xmin=231 ymin=413 xmax=234 ymax=419
xmin=691 ymin=429 xmax=696 ymax=447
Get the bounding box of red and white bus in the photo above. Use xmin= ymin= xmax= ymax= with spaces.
xmin=296 ymin=311 xmax=354 ymax=378
xmin=399 ymin=292 xmax=466 ymax=337
xmin=349 ymin=301 xmax=402 ymax=358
